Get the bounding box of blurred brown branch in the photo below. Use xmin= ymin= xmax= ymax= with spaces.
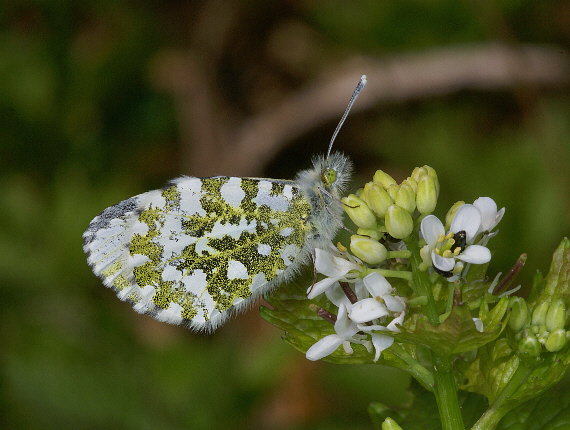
xmin=150 ymin=43 xmax=569 ymax=177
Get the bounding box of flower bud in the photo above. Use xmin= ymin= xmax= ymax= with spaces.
xmin=416 ymin=175 xmax=438 ymax=214
xmin=531 ymin=301 xmax=550 ymax=327
xmin=410 ymin=166 xmax=427 ymax=183
xmin=444 ymin=201 xmax=465 ymax=230
xmin=545 ymin=328 xmax=567 ymax=352
xmin=387 ymin=184 xmax=399 ymax=202
xmin=357 ymin=228 xmax=383 ymax=241
xmin=382 ymin=417 xmax=403 ymax=430
xmin=402 ymin=177 xmax=417 ymax=192
xmin=425 ymin=165 xmax=440 ymax=197
xmin=395 ymin=183 xmax=416 ymax=213
xmin=364 ymin=182 xmax=394 ymax=217
xmin=342 ymin=194 xmax=377 ymax=230
xmin=518 ymin=333 xmax=541 ymax=357
xmin=350 ymin=235 xmax=388 ymax=265
xmin=385 ymin=205 xmax=413 ymax=239
xmin=373 ymin=170 xmax=397 ymax=188
xmin=545 ymin=299 xmax=566 ymax=332
xmin=509 ymin=297 xmax=528 ymax=333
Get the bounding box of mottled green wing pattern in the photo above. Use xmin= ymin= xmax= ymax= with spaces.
xmin=83 ymin=176 xmax=313 ymax=332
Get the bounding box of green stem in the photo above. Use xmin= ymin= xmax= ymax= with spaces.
xmin=403 ymin=235 xmax=439 ymax=324
xmin=388 ymin=344 xmax=435 ymax=392
xmin=362 ymin=267 xmax=413 ymax=282
xmin=471 ymin=359 xmax=531 ymax=430
xmin=404 ymin=234 xmax=465 ymax=430
xmin=432 ymin=353 xmax=465 ymax=430
xmin=387 ymin=250 xmax=412 ymax=259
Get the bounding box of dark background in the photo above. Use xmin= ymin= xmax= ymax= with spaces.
xmin=1 ymin=1 xmax=569 ymax=429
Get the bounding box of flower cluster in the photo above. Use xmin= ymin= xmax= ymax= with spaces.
xmin=304 ymin=165 xmax=505 ymax=363
xmin=305 ymin=245 xmax=406 ymax=362
xmin=510 ymin=297 xmax=569 ymax=355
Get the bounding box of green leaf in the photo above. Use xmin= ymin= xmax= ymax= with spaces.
xmin=527 ymin=238 xmax=570 ymax=309
xmin=497 ymin=385 xmax=570 ymax=430
xmin=461 ymin=335 xmax=570 ymax=427
xmin=462 ymin=261 xmax=491 ymax=304
xmin=392 ymin=294 xmax=505 ymax=358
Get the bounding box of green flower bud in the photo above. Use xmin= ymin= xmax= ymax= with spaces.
xmin=395 ymin=183 xmax=416 ymax=213
xmin=509 ymin=297 xmax=528 ymax=333
xmin=531 ymin=301 xmax=550 ymax=327
xmin=545 ymin=299 xmax=566 ymax=332
xmin=373 ymin=170 xmax=397 ymax=188
xmin=545 ymin=328 xmax=567 ymax=352
xmin=410 ymin=166 xmax=427 ymax=183
xmin=342 ymin=194 xmax=377 ymax=230
xmin=385 ymin=205 xmax=413 ymax=239
xmin=382 ymin=417 xmax=403 ymax=430
xmin=425 ymin=165 xmax=440 ymax=197
xmin=402 ymin=177 xmax=417 ymax=192
xmin=518 ymin=333 xmax=541 ymax=357
xmin=350 ymin=235 xmax=388 ymax=265
xmin=364 ymin=183 xmax=394 ymax=217
xmin=444 ymin=201 xmax=465 ymax=231
xmin=357 ymin=228 xmax=383 ymax=241
xmin=387 ymin=184 xmax=399 ymax=202
xmin=416 ymin=175 xmax=438 ymax=214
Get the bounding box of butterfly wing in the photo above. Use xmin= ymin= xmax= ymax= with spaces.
xmin=83 ymin=176 xmax=313 ymax=332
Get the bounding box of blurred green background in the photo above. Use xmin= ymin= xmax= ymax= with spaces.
xmin=1 ymin=1 xmax=569 ymax=429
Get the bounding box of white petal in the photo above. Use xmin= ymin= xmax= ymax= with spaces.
xmin=349 ymin=298 xmax=389 ymax=323
xmin=383 ymin=295 xmax=405 ymax=312
xmin=306 ymin=334 xmax=343 ymax=361
xmin=420 ymin=215 xmax=445 ymax=248
xmin=472 ymin=317 xmax=484 ymax=332
xmin=387 ymin=311 xmax=405 ymax=331
xmin=342 ymin=341 xmax=354 ymax=354
xmin=432 ymin=251 xmax=455 ymax=271
xmin=456 ymin=245 xmax=491 ymax=264
xmin=451 ymin=204 xmax=481 ymax=242
xmin=325 ymin=283 xmax=352 ymax=308
xmin=353 ymin=279 xmax=369 ymax=301
xmin=363 ymin=272 xmax=392 ymax=297
xmin=307 ymin=276 xmax=340 ymax=299
xmin=335 ymin=303 xmax=358 ymax=337
xmin=473 ymin=197 xmax=497 ymax=232
xmin=371 ymin=333 xmax=394 ymax=362
xmin=357 ymin=323 xmax=388 ymax=332
xmin=315 ymin=249 xmax=358 ymax=277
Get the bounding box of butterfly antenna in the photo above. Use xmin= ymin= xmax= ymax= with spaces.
xmin=326 ymin=75 xmax=367 ymax=158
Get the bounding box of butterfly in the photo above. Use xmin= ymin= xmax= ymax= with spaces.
xmin=83 ymin=75 xmax=366 ymax=332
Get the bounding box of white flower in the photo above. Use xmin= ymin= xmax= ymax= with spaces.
xmin=473 ymin=197 xmax=505 ymax=245
xmin=349 ymin=273 xmax=405 ymax=323
xmin=307 ymin=247 xmax=362 ymax=299
xmin=357 ymin=311 xmax=405 ymax=361
xmin=306 ymin=303 xmax=360 ymax=361
xmin=420 ymin=204 xmax=491 ymax=279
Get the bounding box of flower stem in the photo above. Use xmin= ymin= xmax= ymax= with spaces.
xmin=432 ymin=353 xmax=465 ymax=430
xmin=404 ymin=234 xmax=465 ymax=430
xmin=403 ymin=235 xmax=439 ymax=325
xmin=388 ymin=344 xmax=434 ymax=392
xmin=362 ymin=267 xmax=413 ymax=282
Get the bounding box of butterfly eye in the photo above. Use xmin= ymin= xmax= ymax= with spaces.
xmin=322 ymin=168 xmax=337 ymax=187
